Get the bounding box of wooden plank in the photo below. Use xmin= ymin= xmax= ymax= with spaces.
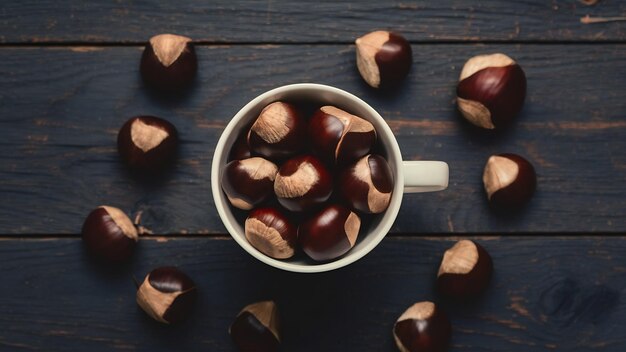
xmin=0 ymin=45 xmax=625 ymax=235
xmin=0 ymin=236 xmax=624 ymax=351
xmin=1 ymin=1 xmax=625 ymax=43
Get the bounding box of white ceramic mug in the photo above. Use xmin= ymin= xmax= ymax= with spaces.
xmin=211 ymin=84 xmax=448 ymax=273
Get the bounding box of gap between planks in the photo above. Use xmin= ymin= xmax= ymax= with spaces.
xmin=0 ymin=40 xmax=625 ymax=48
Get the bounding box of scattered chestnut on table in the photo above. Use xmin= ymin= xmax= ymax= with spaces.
xmin=222 ymin=157 xmax=278 ymax=210
xmin=245 ymin=207 xmax=297 ymax=259
xmin=248 ymin=101 xmax=306 ymax=160
xmin=355 ymin=30 xmax=412 ymax=89
xmin=117 ymin=115 xmax=178 ymax=172
xmin=339 ymin=154 xmax=393 ymax=214
xmin=393 ymin=301 xmax=451 ymax=352
xmin=483 ymin=153 xmax=536 ymax=209
xmin=298 ymin=204 xmax=361 ymax=262
xmin=308 ymin=105 xmax=376 ymax=165
xmin=140 ymin=33 xmax=197 ymax=91
xmin=437 ymin=240 xmax=493 ymax=299
xmin=136 ymin=266 xmax=197 ymax=324
xmin=274 ymin=155 xmax=332 ymax=212
xmin=230 ymin=301 xmax=281 ymax=352
xmin=456 ymin=53 xmax=526 ymax=130
xmin=81 ymin=205 xmax=138 ymax=263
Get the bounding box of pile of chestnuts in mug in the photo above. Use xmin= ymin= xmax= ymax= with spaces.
xmin=221 ymin=101 xmax=394 ymax=262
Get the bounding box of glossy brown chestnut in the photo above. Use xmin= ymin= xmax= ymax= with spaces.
xmin=247 ymin=101 xmax=306 ymax=160
xmin=483 ymin=153 xmax=536 ymax=209
xmin=81 ymin=205 xmax=138 ymax=263
xmin=229 ymin=133 xmax=253 ymax=161
xmin=140 ymin=34 xmax=197 ymax=91
xmin=456 ymin=53 xmax=526 ymax=129
xmin=355 ymin=30 xmax=412 ymax=89
xmin=274 ymin=155 xmax=333 ymax=212
xmin=298 ymin=204 xmax=361 ymax=262
xmin=339 ymin=154 xmax=393 ymax=214
xmin=230 ymin=301 xmax=280 ymax=352
xmin=308 ymin=106 xmax=376 ymax=165
xmin=437 ymin=240 xmax=493 ymax=299
xmin=117 ymin=115 xmax=178 ymax=171
xmin=245 ymin=207 xmax=297 ymax=259
xmin=393 ymin=301 xmax=451 ymax=352
xmin=222 ymin=157 xmax=278 ymax=210
xmin=136 ymin=266 xmax=197 ymax=324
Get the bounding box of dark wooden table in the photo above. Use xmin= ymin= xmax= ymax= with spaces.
xmin=1 ymin=1 xmax=625 ymax=351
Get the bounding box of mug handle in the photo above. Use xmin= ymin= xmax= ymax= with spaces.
xmin=402 ymin=161 xmax=449 ymax=193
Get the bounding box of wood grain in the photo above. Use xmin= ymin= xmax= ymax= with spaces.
xmin=0 ymin=45 xmax=625 ymax=235
xmin=0 ymin=236 xmax=623 ymax=351
xmin=0 ymin=1 xmax=625 ymax=43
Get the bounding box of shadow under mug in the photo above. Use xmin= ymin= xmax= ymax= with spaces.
xmin=211 ymin=83 xmax=449 ymax=273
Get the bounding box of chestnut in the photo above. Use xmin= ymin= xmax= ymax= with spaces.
xmin=308 ymin=106 xmax=376 ymax=165
xmin=230 ymin=301 xmax=280 ymax=352
xmin=247 ymin=101 xmax=306 ymax=160
xmin=437 ymin=240 xmax=493 ymax=299
xmin=140 ymin=33 xmax=197 ymax=91
xmin=393 ymin=301 xmax=451 ymax=352
xmin=273 ymin=155 xmax=333 ymax=212
xmin=355 ymin=30 xmax=412 ymax=89
xmin=117 ymin=115 xmax=178 ymax=171
xmin=245 ymin=207 xmax=297 ymax=259
xmin=136 ymin=266 xmax=197 ymax=324
xmin=298 ymin=204 xmax=360 ymax=262
xmin=456 ymin=53 xmax=527 ymax=129
xmin=483 ymin=153 xmax=536 ymax=209
xmin=81 ymin=205 xmax=138 ymax=263
xmin=222 ymin=157 xmax=278 ymax=210
xmin=339 ymin=154 xmax=393 ymax=214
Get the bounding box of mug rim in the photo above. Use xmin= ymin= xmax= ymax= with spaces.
xmin=211 ymin=83 xmax=405 ymax=273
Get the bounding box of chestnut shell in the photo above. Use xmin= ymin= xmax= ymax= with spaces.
xmin=457 ymin=64 xmax=526 ymax=129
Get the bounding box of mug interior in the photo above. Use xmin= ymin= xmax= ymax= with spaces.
xmin=211 ymin=84 xmax=405 ymax=273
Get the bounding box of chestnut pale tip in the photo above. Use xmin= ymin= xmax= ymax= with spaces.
xmin=250 ymin=102 xmax=293 ymax=144
xmin=483 ymin=155 xmax=519 ymax=200
xmin=101 ymin=205 xmax=138 ymax=240
xmin=130 ymin=118 xmax=170 ymax=152
xmin=438 ymin=240 xmax=478 ymax=276
xmin=245 ymin=207 xmax=297 ymax=259
xmin=149 ymin=34 xmax=193 ymax=67
xmin=482 ymin=153 xmax=536 ymax=209
xmin=457 ymin=53 xmax=526 ymax=130
xmin=355 ymin=30 xmax=412 ymax=88
xmin=274 ymin=161 xmax=319 ymax=198
xmin=274 ymin=155 xmax=333 ymax=212
xmin=230 ymin=301 xmax=280 ymax=352
xmin=393 ymin=301 xmax=451 ymax=352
